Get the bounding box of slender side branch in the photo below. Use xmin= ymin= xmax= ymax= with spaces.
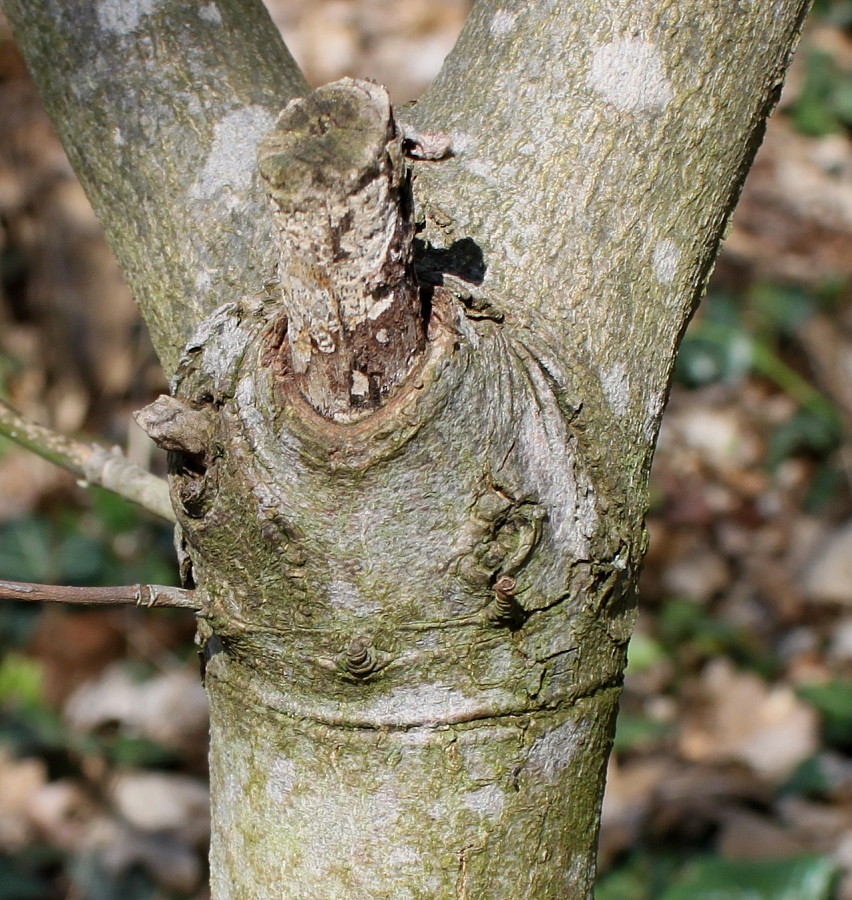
xmin=0 ymin=579 xmax=197 ymax=610
xmin=0 ymin=400 xmax=175 ymax=522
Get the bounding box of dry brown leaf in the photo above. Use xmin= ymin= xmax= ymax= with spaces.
xmin=0 ymin=750 xmax=46 ymax=850
xmin=679 ymin=659 xmax=819 ymax=782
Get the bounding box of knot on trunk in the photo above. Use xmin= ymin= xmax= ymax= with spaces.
xmin=133 ymin=395 xmax=211 ymax=455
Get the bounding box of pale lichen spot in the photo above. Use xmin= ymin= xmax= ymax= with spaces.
xmin=366 ymin=683 xmax=492 ymax=726
xmin=199 ymin=2 xmax=223 ymax=24
xmin=271 ymin=781 xmax=416 ymax=894
xmin=527 ymin=719 xmax=585 ymax=784
xmin=515 ymin=360 xmax=595 ymax=553
xmin=498 ymin=162 xmax=519 ymax=184
xmin=602 ymin=361 xmax=631 ymax=418
xmin=450 ymin=131 xmax=477 ymax=154
xmin=97 ymin=0 xmax=158 ymax=34
xmin=195 ymin=267 xmax=213 ymax=296
xmin=266 ymin=757 xmax=296 ymax=801
xmin=466 ymin=158 xmax=498 ymax=184
xmin=491 ymin=10 xmax=518 ymax=35
xmin=190 ymin=106 xmax=275 ymax=204
xmin=463 ymin=783 xmax=505 ymax=821
xmin=387 ymin=845 xmax=422 ymax=867
xmin=375 ymin=328 xmax=389 ymax=344
xmin=653 ymin=239 xmax=681 ymax=284
xmin=351 ymin=371 xmax=370 ymax=397
xmin=327 ymin=579 xmax=381 ymax=615
xmin=112 ymin=127 xmax=126 ymax=147
xmin=588 ymin=38 xmax=673 ymax=112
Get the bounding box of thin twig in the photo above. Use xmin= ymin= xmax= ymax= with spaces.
xmin=0 ymin=579 xmax=198 ymax=610
xmin=0 ymin=399 xmax=175 ymax=522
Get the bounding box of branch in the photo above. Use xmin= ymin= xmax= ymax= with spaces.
xmin=0 ymin=579 xmax=198 ymax=610
xmin=3 ymin=0 xmax=309 ymax=375
xmin=257 ymin=80 xmax=425 ymax=420
xmin=409 ymin=0 xmax=811 ymax=454
xmin=0 ymin=400 xmax=175 ymax=523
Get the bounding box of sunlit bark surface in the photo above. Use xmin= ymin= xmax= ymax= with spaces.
xmin=4 ymin=0 xmax=811 ymax=895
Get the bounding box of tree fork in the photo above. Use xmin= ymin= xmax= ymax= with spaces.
xmin=2 ymin=0 xmax=814 ymax=896
xmin=126 ymin=79 xmax=635 ymax=897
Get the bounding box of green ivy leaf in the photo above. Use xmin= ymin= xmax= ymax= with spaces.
xmin=797 ymin=681 xmax=852 ymax=752
xmin=0 ymin=653 xmax=43 ymax=707
xmin=659 ymin=855 xmax=837 ymax=900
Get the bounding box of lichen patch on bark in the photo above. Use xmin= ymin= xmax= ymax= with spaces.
xmin=96 ymin=0 xmax=159 ymax=35
xmin=652 ymin=238 xmax=682 ymax=284
xmin=198 ymin=3 xmax=222 ymax=25
xmin=587 ymin=37 xmax=674 ymax=112
xmin=601 ymin=362 xmax=631 ymax=418
xmin=191 ymin=107 xmax=275 ymax=206
xmin=490 ymin=10 xmax=518 ymax=35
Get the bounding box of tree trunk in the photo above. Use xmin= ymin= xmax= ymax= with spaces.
xmin=3 ymin=0 xmax=811 ymax=896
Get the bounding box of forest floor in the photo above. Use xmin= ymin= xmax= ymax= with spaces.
xmin=1 ymin=2 xmax=852 ymax=898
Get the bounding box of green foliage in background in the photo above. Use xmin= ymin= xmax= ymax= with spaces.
xmin=597 ymin=853 xmax=837 ymax=900
xmin=810 ymin=0 xmax=852 ymax=24
xmin=790 ymin=48 xmax=852 ymax=136
xmin=657 ymin=597 xmax=773 ymax=674
xmin=797 ymin=681 xmax=852 ymax=753
xmin=675 ymin=284 xmax=836 ymax=429
xmin=0 ymin=488 xmax=185 ymax=897
xmin=675 ymin=282 xmax=844 ymax=508
xmin=659 ymin=855 xmax=837 ymax=900
xmin=0 ymin=848 xmax=62 ymax=900
xmin=0 ymin=487 xmax=175 ymax=589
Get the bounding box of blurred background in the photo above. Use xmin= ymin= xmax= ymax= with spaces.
xmin=1 ymin=1 xmax=852 ymax=897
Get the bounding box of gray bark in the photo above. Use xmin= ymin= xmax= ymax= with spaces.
xmin=2 ymin=0 xmax=308 ymax=375
xmin=2 ymin=0 xmax=811 ymax=897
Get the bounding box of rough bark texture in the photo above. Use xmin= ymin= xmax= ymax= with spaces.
xmin=3 ymin=0 xmax=812 ymax=897
xmin=150 ymin=281 xmax=633 ymax=896
xmin=409 ymin=0 xmax=810 ymax=502
xmin=258 ymin=80 xmax=425 ymax=420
